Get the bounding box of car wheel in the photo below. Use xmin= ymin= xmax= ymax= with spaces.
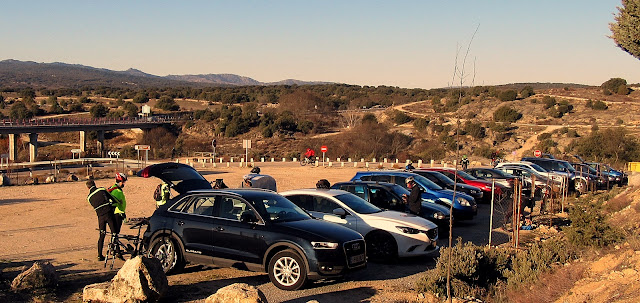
xmin=365 ymin=231 xmax=398 ymax=262
xmin=574 ymin=180 xmax=587 ymax=194
xmin=150 ymin=237 xmax=185 ymax=274
xmin=268 ymin=249 xmax=308 ymax=291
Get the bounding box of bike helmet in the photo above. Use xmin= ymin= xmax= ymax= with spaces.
xmin=115 ymin=172 xmax=128 ymax=182
xmin=405 ymin=176 xmax=414 ymax=184
xmin=250 ymin=167 xmax=261 ymax=174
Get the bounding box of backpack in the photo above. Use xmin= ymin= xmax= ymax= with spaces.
xmin=153 ymin=183 xmax=163 ymax=201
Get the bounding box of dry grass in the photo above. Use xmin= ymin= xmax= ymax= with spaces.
xmin=603 ymin=190 xmax=633 ymax=213
xmin=504 ymin=261 xmax=587 ymax=303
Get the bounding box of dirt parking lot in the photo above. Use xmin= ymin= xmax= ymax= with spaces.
xmin=0 ymin=162 xmax=509 ymax=302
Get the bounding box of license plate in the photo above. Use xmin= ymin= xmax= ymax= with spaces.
xmin=350 ymin=253 xmax=365 ymax=264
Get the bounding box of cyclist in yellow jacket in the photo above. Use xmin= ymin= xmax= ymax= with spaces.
xmin=108 ymin=173 xmax=128 ymax=233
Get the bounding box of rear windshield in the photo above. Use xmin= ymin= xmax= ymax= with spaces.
xmin=335 ymin=194 xmax=382 ymax=214
xmin=454 ymin=170 xmax=477 ymax=180
xmin=528 ymin=163 xmax=547 ymax=172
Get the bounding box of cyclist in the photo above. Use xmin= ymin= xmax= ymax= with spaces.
xmin=108 ymin=173 xmax=128 ymax=234
xmin=155 ymin=181 xmax=171 ymax=207
xmin=461 ymin=155 xmax=470 ymax=170
xmin=304 ymin=148 xmax=315 ymax=162
xmin=405 ymin=161 xmax=415 ymax=170
xmin=86 ymin=179 xmax=117 ymax=261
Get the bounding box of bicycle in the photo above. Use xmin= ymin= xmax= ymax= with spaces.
xmin=103 ymin=217 xmax=149 ymax=269
xmin=300 ymin=157 xmax=313 ymax=166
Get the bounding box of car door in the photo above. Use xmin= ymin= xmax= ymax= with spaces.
xmin=169 ymin=195 xmax=216 ymax=258
xmin=211 ymin=194 xmax=267 ymax=264
xmin=339 ymin=184 xmax=369 ymax=201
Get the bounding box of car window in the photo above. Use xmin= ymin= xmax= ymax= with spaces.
xmin=249 ymin=194 xmax=310 ymax=222
xmin=313 ymin=197 xmax=343 ymax=214
xmin=335 ymin=194 xmax=382 ymax=214
xmin=216 ymin=196 xmax=249 ymax=221
xmin=169 ymin=197 xmax=191 ymax=212
xmin=181 ymin=196 xmax=215 ymax=216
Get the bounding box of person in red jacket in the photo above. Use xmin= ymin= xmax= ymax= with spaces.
xmin=304 ymin=148 xmax=315 ymax=161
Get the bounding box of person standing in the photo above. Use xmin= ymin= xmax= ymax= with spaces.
xmin=108 ymin=173 xmax=128 ymax=233
xmin=155 ymin=181 xmax=171 ymax=207
xmin=86 ymin=179 xmax=117 ymax=261
xmin=402 ymin=177 xmax=423 ymax=216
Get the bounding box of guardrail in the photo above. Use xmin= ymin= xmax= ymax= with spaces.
xmin=0 ymin=113 xmax=191 ymax=127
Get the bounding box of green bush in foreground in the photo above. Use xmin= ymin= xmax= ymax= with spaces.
xmin=566 ymin=194 xmax=624 ymax=248
xmin=417 ymin=238 xmax=578 ymax=300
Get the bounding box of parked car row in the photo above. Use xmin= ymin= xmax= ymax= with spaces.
xmin=137 ymin=163 xmax=441 ymax=291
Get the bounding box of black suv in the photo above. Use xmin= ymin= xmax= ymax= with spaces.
xmin=138 ymin=163 xmax=366 ymax=290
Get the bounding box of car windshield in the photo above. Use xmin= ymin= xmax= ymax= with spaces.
xmin=560 ymin=161 xmax=576 ymax=173
xmin=487 ymin=169 xmax=514 ymax=178
xmin=454 ymin=170 xmax=477 ymax=180
xmin=335 ymin=194 xmax=382 ymax=214
xmin=528 ymin=163 xmax=548 ymax=173
xmin=249 ymin=194 xmax=311 ymax=223
xmin=413 ymin=174 xmax=443 ymax=190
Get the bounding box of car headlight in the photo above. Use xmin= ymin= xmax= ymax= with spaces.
xmin=471 ymin=190 xmax=479 ymax=194
xmin=433 ymin=212 xmax=446 ymax=220
xmin=457 ymin=197 xmax=471 ymax=207
xmin=311 ymin=242 xmax=339 ymax=249
xmin=396 ymin=226 xmax=422 ymax=234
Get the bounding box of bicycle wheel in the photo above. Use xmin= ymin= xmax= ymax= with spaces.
xmin=300 ymin=158 xmax=307 ymax=166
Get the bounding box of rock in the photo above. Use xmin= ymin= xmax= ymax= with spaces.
xmin=67 ymin=174 xmax=79 ymax=182
xmin=127 ymin=170 xmax=136 ymax=176
xmin=24 ymin=177 xmax=39 ymax=185
xmin=205 ymin=283 xmax=267 ymax=303
xmin=0 ymin=173 xmax=10 ymax=186
xmin=45 ymin=176 xmax=56 ymax=183
xmin=83 ymin=256 xmax=168 ymax=303
xmin=11 ymin=261 xmax=59 ymax=292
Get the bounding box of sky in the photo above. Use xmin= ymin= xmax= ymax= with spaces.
xmin=1 ymin=0 xmax=638 ymax=89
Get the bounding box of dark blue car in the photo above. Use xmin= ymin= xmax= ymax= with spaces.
xmin=350 ymin=171 xmax=477 ymax=220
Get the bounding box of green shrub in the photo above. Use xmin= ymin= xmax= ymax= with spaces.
xmin=413 ymin=118 xmax=429 ymax=131
xmin=504 ymin=238 xmax=577 ymax=288
xmin=586 ymin=100 xmax=608 ymax=110
xmin=89 ymin=103 xmax=109 ymax=118
xmin=601 ymin=78 xmax=627 ymax=95
xmin=392 ymin=110 xmax=412 ymax=125
xmin=498 ymin=90 xmax=518 ymax=101
xmin=493 ymin=106 xmax=522 ymax=122
xmin=520 ymin=86 xmax=535 ymax=98
xmin=464 ymin=121 xmax=486 ymax=139
xmin=155 ymin=96 xmax=180 ymax=111
xmin=542 ymin=96 xmax=556 ymax=109
xmin=565 ymin=195 xmax=624 ymax=248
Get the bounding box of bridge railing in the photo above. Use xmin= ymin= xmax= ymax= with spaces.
xmin=0 ymin=112 xmax=192 ymax=127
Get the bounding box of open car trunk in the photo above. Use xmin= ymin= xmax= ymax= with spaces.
xmin=137 ymin=163 xmax=212 ymax=194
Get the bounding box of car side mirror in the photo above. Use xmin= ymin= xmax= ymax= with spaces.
xmin=332 ymin=208 xmax=347 ymax=219
xmin=240 ymin=212 xmax=258 ymax=224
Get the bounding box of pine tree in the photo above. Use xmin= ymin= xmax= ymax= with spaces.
xmin=610 ymin=0 xmax=640 ymax=60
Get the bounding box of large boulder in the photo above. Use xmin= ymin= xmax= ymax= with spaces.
xmin=11 ymin=261 xmax=59 ymax=292
xmin=67 ymin=174 xmax=79 ymax=182
xmin=205 ymin=283 xmax=267 ymax=303
xmin=0 ymin=173 xmax=10 ymax=186
xmin=83 ymin=256 xmax=168 ymax=303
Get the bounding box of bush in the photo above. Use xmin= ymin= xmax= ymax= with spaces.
xmin=464 ymin=121 xmax=486 ymax=139
xmin=392 ymin=110 xmax=412 ymax=125
xmin=498 ymin=90 xmax=518 ymax=101
xmin=586 ymin=100 xmax=608 ymax=110
xmin=520 ymin=86 xmax=535 ymax=98
xmin=413 ymin=118 xmax=429 ymax=131
xmin=89 ymin=103 xmax=109 ymax=118
xmin=565 ymin=195 xmax=624 ymax=248
xmin=155 ymin=95 xmax=180 ymax=111
xmin=493 ymin=106 xmax=522 ymax=122
xmin=9 ymin=101 xmax=32 ymax=119
xmin=601 ymin=78 xmax=628 ymax=95
xmin=542 ymin=96 xmax=557 ymax=109
xmin=133 ymin=92 xmax=149 ymax=103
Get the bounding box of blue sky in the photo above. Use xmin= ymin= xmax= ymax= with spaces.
xmin=1 ymin=1 xmax=637 ymax=89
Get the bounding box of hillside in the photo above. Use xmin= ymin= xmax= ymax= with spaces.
xmin=0 ymin=60 xmax=327 ymax=88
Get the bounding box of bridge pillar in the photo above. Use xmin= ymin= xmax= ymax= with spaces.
xmin=8 ymin=133 xmax=18 ymax=161
xmin=29 ymin=133 xmax=38 ymax=163
xmin=96 ymin=130 xmax=105 ymax=157
xmin=79 ymin=131 xmax=86 ymax=152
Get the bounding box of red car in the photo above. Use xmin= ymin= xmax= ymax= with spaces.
xmin=416 ymin=168 xmax=506 ymax=203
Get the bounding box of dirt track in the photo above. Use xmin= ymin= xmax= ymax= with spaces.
xmin=0 ymin=162 xmax=508 ymax=302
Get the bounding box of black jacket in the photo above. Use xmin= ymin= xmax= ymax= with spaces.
xmin=88 ymin=186 xmax=116 ymax=217
xmin=407 ymin=185 xmax=423 ymax=215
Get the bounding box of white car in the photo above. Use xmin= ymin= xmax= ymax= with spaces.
xmin=281 ymin=189 xmax=439 ymax=261
xmin=496 ymin=161 xmax=567 ymax=183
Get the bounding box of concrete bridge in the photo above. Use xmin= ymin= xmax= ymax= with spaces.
xmin=0 ymin=115 xmax=186 ymax=162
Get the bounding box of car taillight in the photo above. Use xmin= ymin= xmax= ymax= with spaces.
xmin=139 ymin=166 xmax=150 ymax=178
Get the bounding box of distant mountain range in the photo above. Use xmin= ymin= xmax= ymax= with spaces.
xmin=0 ymin=59 xmax=329 ymax=88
